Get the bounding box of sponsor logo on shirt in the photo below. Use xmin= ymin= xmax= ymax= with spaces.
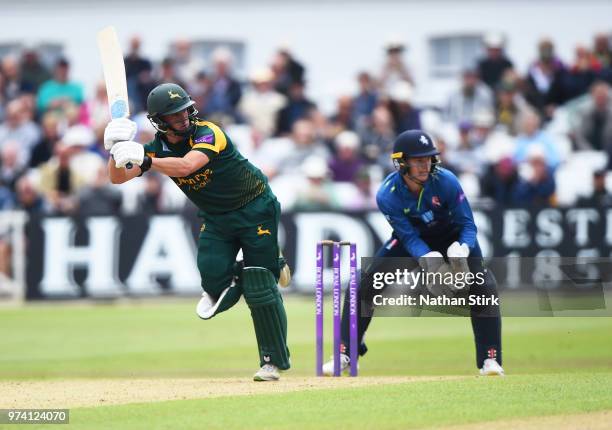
xmin=421 ymin=210 xmax=434 ymax=224
xmin=195 ymin=134 xmax=214 ymax=144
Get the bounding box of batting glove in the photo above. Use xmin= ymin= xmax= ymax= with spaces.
xmin=104 ymin=118 xmax=137 ymax=151
xmin=110 ymin=140 xmax=144 ymax=168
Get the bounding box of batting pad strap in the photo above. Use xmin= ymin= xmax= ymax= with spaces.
xmin=196 ymin=284 xmax=241 ymax=320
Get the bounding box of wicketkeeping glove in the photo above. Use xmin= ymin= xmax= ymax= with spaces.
xmin=104 ymin=118 xmax=137 ymax=151
xmin=447 ymin=240 xmax=470 ymax=276
xmin=418 ymin=251 xmax=445 ymax=273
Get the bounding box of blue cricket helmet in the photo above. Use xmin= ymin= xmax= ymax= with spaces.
xmin=391 ymin=130 xmax=440 ymax=180
xmin=391 ymin=130 xmax=439 ymax=160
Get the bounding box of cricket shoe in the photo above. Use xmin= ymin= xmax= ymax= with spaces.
xmin=479 ymin=358 xmax=504 ymax=376
xmin=322 ymin=353 xmax=355 ymax=376
xmin=253 ymin=364 xmax=280 ymax=381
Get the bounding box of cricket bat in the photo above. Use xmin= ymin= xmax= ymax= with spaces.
xmin=97 ymin=26 xmax=133 ymax=168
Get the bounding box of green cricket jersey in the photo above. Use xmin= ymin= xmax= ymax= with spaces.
xmin=143 ymin=119 xmax=268 ymax=214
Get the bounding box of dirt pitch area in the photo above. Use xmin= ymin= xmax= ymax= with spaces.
xmin=2 ymin=377 xmax=610 ymax=429
xmin=440 ymin=410 xmax=612 ymax=430
xmin=1 ymin=376 xmax=464 ymax=409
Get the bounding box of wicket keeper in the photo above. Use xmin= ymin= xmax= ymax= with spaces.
xmin=324 ymin=130 xmax=504 ymax=376
xmin=104 ymin=83 xmax=291 ymax=381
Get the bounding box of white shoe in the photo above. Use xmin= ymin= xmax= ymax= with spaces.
xmin=253 ymin=364 xmax=280 ymax=381
xmin=480 ymin=358 xmax=504 ymax=376
xmin=322 ymin=353 xmax=352 ymax=376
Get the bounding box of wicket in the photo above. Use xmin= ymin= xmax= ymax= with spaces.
xmin=316 ymin=240 xmax=358 ymax=376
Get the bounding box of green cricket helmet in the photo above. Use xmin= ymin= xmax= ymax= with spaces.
xmin=146 ymin=83 xmax=198 ymax=134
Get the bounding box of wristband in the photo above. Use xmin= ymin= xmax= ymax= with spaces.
xmin=138 ymin=155 xmax=152 ymax=176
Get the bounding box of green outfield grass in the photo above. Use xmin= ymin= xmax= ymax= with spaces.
xmin=1 ymin=297 xmax=611 ymax=429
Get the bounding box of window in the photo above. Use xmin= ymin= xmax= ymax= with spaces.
xmin=429 ymin=34 xmax=484 ymax=77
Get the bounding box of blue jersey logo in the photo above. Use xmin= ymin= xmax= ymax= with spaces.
xmin=421 ymin=210 xmax=434 ymax=224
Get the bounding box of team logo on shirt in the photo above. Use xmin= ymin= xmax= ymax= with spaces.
xmin=432 ymin=196 xmax=441 ymax=207
xmin=257 ymin=225 xmax=271 ymax=236
xmin=421 ymin=210 xmax=434 ymax=224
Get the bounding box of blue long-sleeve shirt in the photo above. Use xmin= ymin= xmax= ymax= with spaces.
xmin=376 ymin=167 xmax=478 ymax=258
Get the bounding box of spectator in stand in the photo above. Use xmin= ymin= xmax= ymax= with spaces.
xmin=171 ymin=39 xmax=205 ymax=85
xmin=573 ymin=81 xmax=612 ymax=155
xmin=388 ymin=80 xmax=421 ymax=134
xmin=14 ymin=175 xmax=48 ymax=214
xmin=36 ymin=58 xmax=84 ymax=114
xmin=19 ymin=49 xmax=51 ymax=94
xmin=447 ymin=121 xmax=488 ymax=176
xmin=88 ymin=80 xmax=111 ymax=133
xmin=378 ymin=39 xmax=414 ymax=94
xmin=594 ymin=33 xmax=612 ymax=68
xmin=36 ymin=130 xmax=92 ymax=215
xmin=29 ymin=112 xmax=61 ymax=168
xmin=124 ymin=36 xmax=151 ymax=81
xmin=0 ymin=98 xmax=41 ymax=166
xmin=513 ymin=147 xmax=556 ymax=206
xmin=576 ymin=169 xmax=612 ymax=206
xmin=0 ymin=141 xmax=26 ymax=192
xmin=445 ymin=68 xmax=494 ymax=125
xmin=593 ymin=33 xmax=612 ymax=83
xmin=205 ymin=47 xmax=242 ymax=123
xmin=294 ymin=155 xmax=339 ymax=210
xmin=477 ymin=33 xmax=514 ymax=90
xmin=137 ymin=172 xmax=164 ymax=214
xmin=514 ymin=109 xmax=561 ymax=169
xmin=328 ymin=130 xmax=364 ymax=182
xmin=524 ymin=39 xmax=566 ymax=121
xmin=1 ymin=56 xmax=21 ymax=101
xmin=124 ymin=35 xmax=155 ymax=112
xmin=275 ymin=79 xmax=317 ymax=135
xmin=0 ymin=184 xmax=14 ymax=210
xmin=326 ymin=94 xmax=355 ymax=140
xmin=238 ymin=67 xmax=286 ymax=142
xmin=257 ymin=118 xmax=329 ymax=179
xmin=271 ymin=47 xmax=305 ymax=97
xmin=0 ymin=73 xmax=7 ymax=121
xmin=471 ymin=109 xmax=496 ymax=147
xmin=359 ymin=105 xmax=395 ymax=172
xmin=353 ymin=71 xmax=378 ymax=128
xmin=495 ymin=80 xmax=531 ymax=135
xmin=158 ymin=57 xmax=185 ymax=90
xmin=480 ymin=157 xmax=520 ymax=205
xmin=77 ymin=165 xmax=122 ymax=216
xmin=350 ymin=167 xmax=377 ymax=210
xmin=563 ymin=45 xmax=602 ymax=101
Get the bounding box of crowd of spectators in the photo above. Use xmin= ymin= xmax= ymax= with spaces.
xmin=1 ymin=32 xmax=612 ymax=218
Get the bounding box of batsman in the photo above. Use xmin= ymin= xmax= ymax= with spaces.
xmin=104 ymin=83 xmax=291 ymax=381
xmin=324 ymin=130 xmax=504 ymax=377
